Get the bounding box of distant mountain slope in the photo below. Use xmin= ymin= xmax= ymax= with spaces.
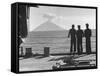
xmin=34 ymin=21 xmax=65 ymax=31
xmin=28 ymin=30 xmax=68 ymax=38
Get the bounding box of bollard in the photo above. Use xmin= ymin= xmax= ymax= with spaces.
xmin=44 ymin=47 xmax=50 ymax=57
xmin=25 ymin=48 xmax=33 ymax=58
xmin=21 ymin=47 xmax=24 ymax=56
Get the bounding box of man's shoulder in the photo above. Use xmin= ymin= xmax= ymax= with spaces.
xmin=77 ymin=29 xmax=83 ymax=31
xmin=89 ymin=29 xmax=91 ymax=31
xmin=84 ymin=29 xmax=91 ymax=32
xmin=69 ymin=29 xmax=72 ymax=30
xmin=81 ymin=29 xmax=83 ymax=32
xmin=69 ymin=29 xmax=73 ymax=31
xmin=73 ymin=29 xmax=76 ymax=31
xmin=84 ymin=29 xmax=88 ymax=31
xmin=87 ymin=29 xmax=91 ymax=32
xmin=70 ymin=29 xmax=76 ymax=32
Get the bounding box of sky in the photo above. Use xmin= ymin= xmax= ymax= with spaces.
xmin=28 ymin=5 xmax=96 ymax=32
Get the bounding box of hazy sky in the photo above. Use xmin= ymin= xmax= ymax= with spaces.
xmin=28 ymin=6 xmax=96 ymax=32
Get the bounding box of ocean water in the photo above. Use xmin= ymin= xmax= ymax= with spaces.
xmin=20 ymin=30 xmax=96 ymax=55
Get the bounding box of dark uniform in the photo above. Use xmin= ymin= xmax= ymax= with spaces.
xmin=76 ymin=28 xmax=83 ymax=55
xmin=84 ymin=28 xmax=92 ymax=54
xmin=68 ymin=27 xmax=76 ymax=54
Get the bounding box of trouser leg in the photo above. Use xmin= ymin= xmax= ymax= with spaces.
xmin=74 ymin=39 xmax=76 ymax=52
xmin=86 ymin=39 xmax=88 ymax=54
xmin=80 ymin=44 xmax=83 ymax=54
xmin=70 ymin=40 xmax=73 ymax=53
xmin=80 ymin=39 xmax=83 ymax=54
xmin=86 ymin=38 xmax=91 ymax=54
xmin=88 ymin=38 xmax=91 ymax=54
xmin=77 ymin=40 xmax=80 ymax=55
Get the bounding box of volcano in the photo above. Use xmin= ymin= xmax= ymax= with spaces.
xmin=34 ymin=20 xmax=65 ymax=31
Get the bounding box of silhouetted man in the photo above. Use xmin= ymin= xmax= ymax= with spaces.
xmin=84 ymin=23 xmax=92 ymax=54
xmin=68 ymin=24 xmax=76 ymax=54
xmin=76 ymin=25 xmax=84 ymax=55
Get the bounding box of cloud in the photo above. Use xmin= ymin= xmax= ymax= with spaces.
xmin=43 ymin=13 xmax=56 ymax=20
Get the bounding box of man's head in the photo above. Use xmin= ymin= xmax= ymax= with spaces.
xmin=72 ymin=24 xmax=75 ymax=29
xmin=86 ymin=23 xmax=89 ymax=29
xmin=78 ymin=25 xmax=81 ymax=30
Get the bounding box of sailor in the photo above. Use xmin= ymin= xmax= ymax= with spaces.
xmin=76 ymin=25 xmax=84 ymax=55
xmin=68 ymin=24 xmax=77 ymax=54
xmin=84 ymin=23 xmax=92 ymax=54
